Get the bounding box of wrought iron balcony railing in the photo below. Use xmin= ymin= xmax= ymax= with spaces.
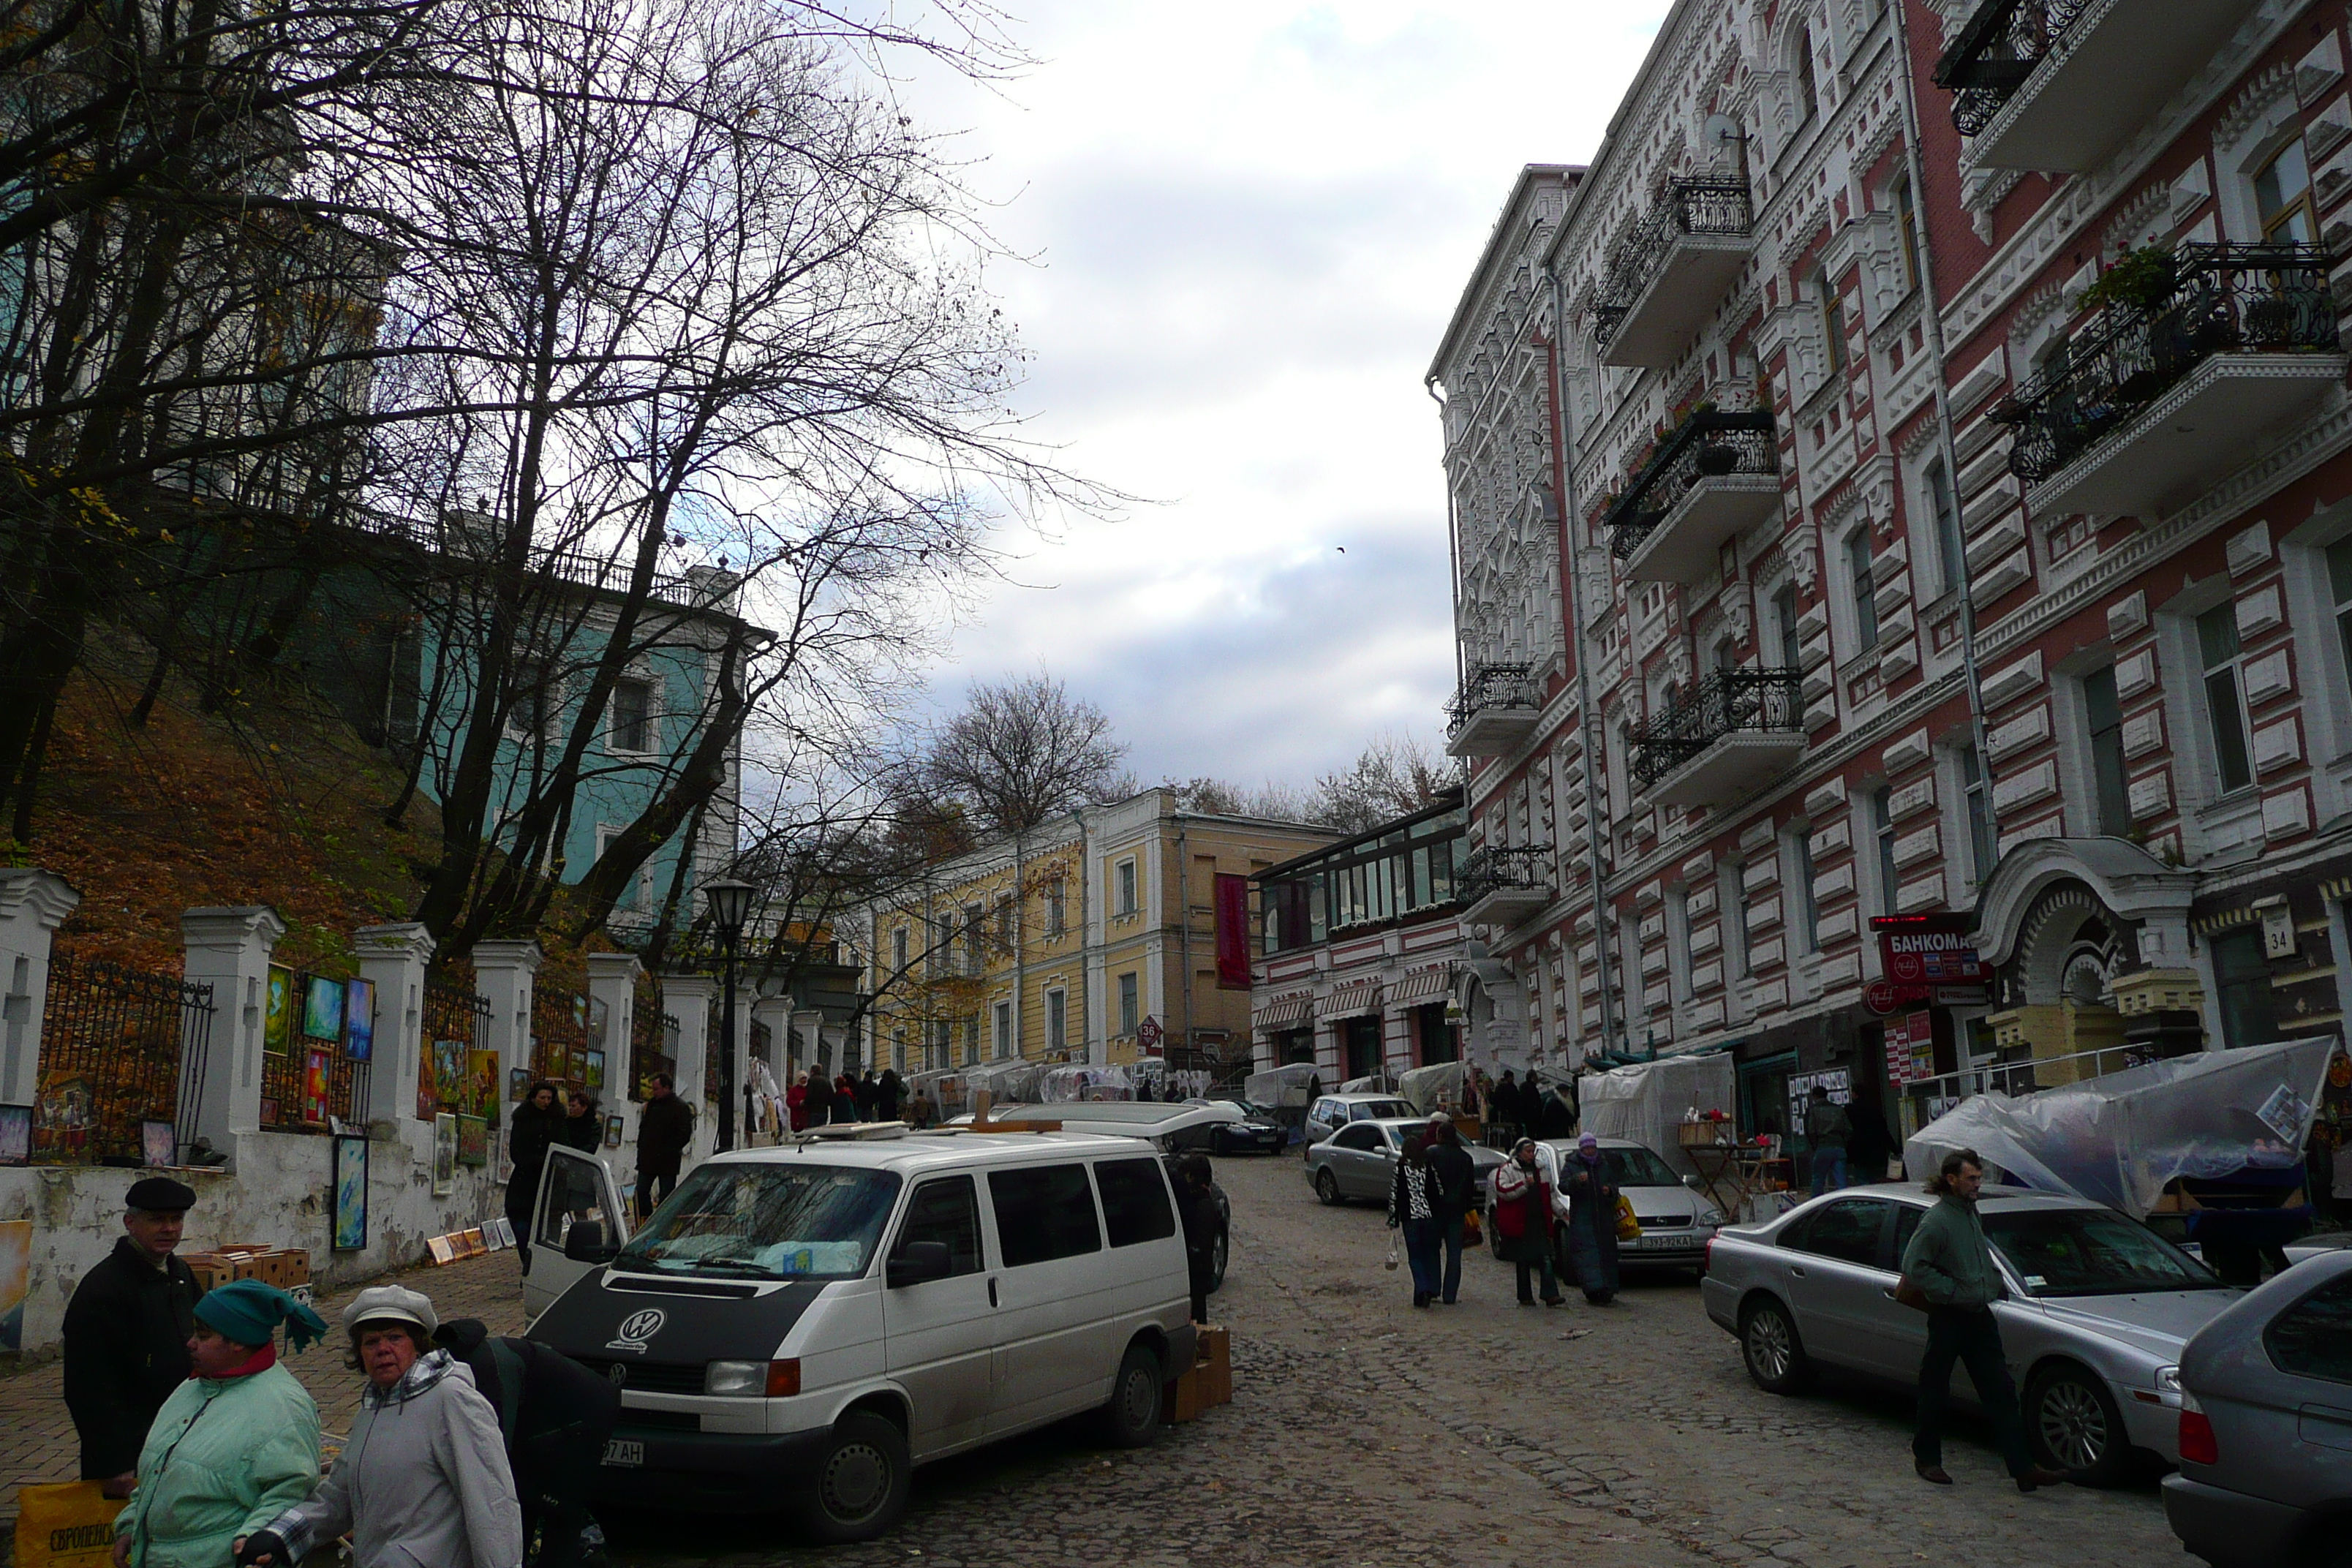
xmin=1995 ymin=244 xmax=2338 ymax=485
xmin=1445 ymin=662 xmax=1539 ymax=738
xmin=1457 ymin=844 xmax=1556 ymax=905
xmin=1931 ymin=0 xmax=2092 ymax=136
xmin=1591 ymin=178 xmax=1755 ymax=352
xmin=1601 ymin=409 xmax=1779 ymax=561
xmin=1631 ymin=668 xmax=1804 ymax=791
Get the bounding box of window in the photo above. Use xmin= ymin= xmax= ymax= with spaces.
xmin=1045 ymin=878 xmax=1067 ymax=938
xmin=1046 ymin=988 xmax=1066 ymax=1055
xmin=1816 ymin=267 xmax=1844 ymax=375
xmin=1783 ymin=1198 xmax=1889 ymax=1267
xmin=608 ymin=677 xmax=652 ymax=754
xmin=1926 ymin=459 xmax=1964 ymax=599
xmin=962 ymin=902 xmax=984 ymax=973
xmin=892 ymin=925 xmax=908 ymax=974
xmin=1962 ymin=747 xmax=1997 ymax=881
xmin=1847 ymin=529 xmax=1879 ymax=650
xmin=2083 ymin=667 xmax=2131 ymax=835
xmin=1331 ymin=1123 xmax=1383 ymax=1151
xmin=506 ymin=660 xmax=549 ymax=739
xmin=594 ymin=825 xmax=645 ymax=912
xmin=891 ymin=1176 xmax=984 ymax=1276
xmin=992 ymin=1000 xmax=1012 ymax=1060
xmin=1115 ymin=858 xmax=1138 ymax=916
xmin=1793 ymin=832 xmax=1819 ymax=951
xmin=963 ymin=1017 xmax=981 ymax=1066
xmin=2196 ymin=603 xmax=2254 ymax=794
xmin=1795 ymin=29 xmax=1820 ymax=127
xmin=1094 ymin=1158 xmax=1177 ymax=1248
xmin=1773 ymin=583 xmax=1803 ymax=670
xmin=2332 ymin=538 xmax=2352 ymax=695
xmin=1872 ymin=788 xmax=1897 ymax=911
xmin=993 ymin=894 xmax=1014 ymax=954
xmin=988 ymin=1165 xmax=1101 ymax=1267
xmin=1117 ymin=972 xmax=1139 ymax=1036
xmin=2265 ymin=1273 xmax=2352 ymax=1384
xmin=1893 ymin=177 xmax=1921 ymax=293
xmin=2211 ymin=929 xmax=2279 ymax=1049
xmin=1730 ymin=862 xmax=1753 ymax=977
xmin=2256 ymin=137 xmax=2317 ymax=244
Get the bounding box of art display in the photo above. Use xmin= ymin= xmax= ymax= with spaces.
xmin=431 ymin=1112 xmax=457 ymax=1195
xmin=456 ymin=1113 xmax=489 ymax=1166
xmin=603 ymin=1112 xmax=624 ymax=1148
xmin=304 ymin=1049 xmax=332 ymax=1125
xmin=303 ymin=975 xmax=344 ymax=1041
xmin=264 ymin=965 xmax=293 ymax=1054
xmin=432 ymin=1040 xmax=464 ymax=1111
xmin=588 ymin=995 xmax=611 ymax=1050
xmin=460 ymin=1227 xmax=486 ymax=1256
xmin=509 ymin=1067 xmax=529 ymax=1102
xmin=344 ymin=979 xmax=375 ymax=1062
xmin=140 ymin=1119 xmax=175 ymax=1169
xmin=492 ymin=1216 xmax=517 ymax=1248
xmin=426 ymin=1235 xmax=456 ymax=1265
xmin=0 ymin=1104 xmax=29 ymax=1166
xmin=332 ymin=1134 xmax=369 ymax=1251
xmin=259 ymin=1096 xmax=280 ymax=1126
xmin=583 ymin=1049 xmax=605 ymax=1091
xmin=0 ymin=1218 xmax=29 ymax=1353
xmin=467 ymin=1049 xmax=498 ymax=1116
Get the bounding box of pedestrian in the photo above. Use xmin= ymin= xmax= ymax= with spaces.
xmin=785 ymin=1072 xmax=808 ymax=1132
xmin=1137 ymin=1077 xmax=1154 ymax=1102
xmin=64 ymin=1175 xmax=203 ymax=1497
xmin=1175 ymin=1155 xmax=1221 ymax=1323
xmin=1903 ymin=1150 xmax=2070 ymax=1493
xmin=855 ymin=1069 xmax=879 ymax=1121
xmin=802 ymin=1068 xmax=834 ymax=1128
xmin=1806 ymin=1085 xmax=1851 ymax=1196
xmin=1423 ymin=1113 xmax=1476 ymax=1305
xmin=633 ymin=1071 xmax=694 ymax=1224
xmin=111 ymin=1280 xmax=326 ymax=1568
xmin=560 ymin=1088 xmax=600 ymax=1152
xmin=1387 ymin=1130 xmax=1444 ymax=1308
xmin=1492 ymin=1138 xmax=1565 ymax=1306
xmin=505 ymin=1083 xmax=566 ymax=1270
xmin=834 ymin=1072 xmax=858 ymax=1119
xmin=1561 ymin=1131 xmax=1623 ymax=1305
xmin=1537 ymin=1080 xmax=1578 ymax=1140
xmin=1493 ymin=1069 xmax=1520 ymax=1146
xmin=432 ymin=1317 xmax=621 ymax=1568
xmin=240 ymin=1286 xmax=524 ymax=1568
xmin=876 ymin=1067 xmax=903 ymax=1122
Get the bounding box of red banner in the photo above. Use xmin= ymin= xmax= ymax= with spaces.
xmin=1213 ymin=874 xmax=1251 ymax=990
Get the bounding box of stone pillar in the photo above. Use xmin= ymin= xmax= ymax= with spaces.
xmin=1382 ymin=1005 xmax=1414 ymax=1076
xmin=751 ymin=990 xmax=792 ymax=1089
xmin=181 ymin=907 xmax=287 ymax=1154
xmin=355 ymin=923 xmax=435 ymax=1127
xmin=587 ymin=951 xmax=642 ymax=1156
xmin=662 ymin=975 xmax=715 ymax=1163
xmin=472 ymin=941 xmax=542 ymax=1120
xmin=1313 ymin=1016 xmax=1343 ymax=1082
xmin=0 ymin=869 xmax=80 ymax=1107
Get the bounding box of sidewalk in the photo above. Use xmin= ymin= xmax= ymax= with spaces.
xmin=2 ymin=1250 xmax=527 ymax=1531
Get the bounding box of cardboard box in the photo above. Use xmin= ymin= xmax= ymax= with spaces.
xmin=255 ymin=1248 xmax=310 ymax=1289
xmin=1161 ymin=1364 xmax=1206 ymax=1424
xmin=1195 ymin=1325 xmax=1232 ymax=1406
xmin=181 ymin=1253 xmax=236 ymax=1293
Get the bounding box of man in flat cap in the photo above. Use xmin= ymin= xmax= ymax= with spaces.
xmin=64 ymin=1175 xmax=201 ymax=1496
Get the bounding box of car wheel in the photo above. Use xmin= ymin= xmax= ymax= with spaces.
xmin=1096 ymin=1341 xmax=1164 ymax=1447
xmin=1739 ymin=1297 xmax=1811 ymax=1395
xmin=2027 ymin=1363 xmax=2127 ymax=1485
xmin=1487 ymin=1207 xmax=1504 ymax=1257
xmin=1208 ymin=1226 xmax=1229 ymax=1291
xmin=802 ymin=1411 xmax=911 ymax=1542
xmin=1313 ymin=1166 xmax=1341 ymax=1205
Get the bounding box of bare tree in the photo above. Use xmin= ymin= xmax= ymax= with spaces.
xmin=920 ymin=674 xmax=1126 ymax=837
xmin=1308 ymin=734 xmax=1452 ymax=834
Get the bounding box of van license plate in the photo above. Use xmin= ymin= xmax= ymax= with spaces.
xmin=603 ymin=1439 xmax=644 ymax=1467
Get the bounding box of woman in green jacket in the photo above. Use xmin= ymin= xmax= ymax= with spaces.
xmin=112 ymin=1280 xmax=327 ymax=1568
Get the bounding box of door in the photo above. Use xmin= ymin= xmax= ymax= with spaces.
xmin=1779 ymin=1197 xmax=1901 ymax=1375
xmin=524 ymin=1145 xmax=632 ymax=1320
xmin=984 ymin=1162 xmax=1110 ymax=1433
xmin=1327 ymin=1123 xmax=1390 ymax=1199
xmin=881 ymin=1175 xmax=999 ymax=1457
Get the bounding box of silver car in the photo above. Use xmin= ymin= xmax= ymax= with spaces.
xmin=1305 ymin=1117 xmax=1505 ymax=1205
xmin=2162 ymin=1250 xmax=2352 ymax=1567
xmin=1702 ymin=1184 xmax=2239 ymax=1483
xmin=1300 ymin=1093 xmax=1417 ymax=1149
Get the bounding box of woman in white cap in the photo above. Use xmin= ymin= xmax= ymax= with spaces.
xmin=236 ymin=1285 xmax=521 ymax=1568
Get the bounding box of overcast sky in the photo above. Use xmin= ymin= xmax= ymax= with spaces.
xmin=906 ymin=1 xmax=1669 ymax=791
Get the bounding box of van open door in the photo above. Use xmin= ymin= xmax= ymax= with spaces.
xmin=522 ymin=1144 xmax=632 ymax=1321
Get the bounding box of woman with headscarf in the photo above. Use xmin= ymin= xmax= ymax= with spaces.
xmin=1385 ymin=1130 xmax=1444 ymax=1308
xmin=241 ymin=1285 xmax=521 ymax=1568
xmin=785 ymin=1072 xmax=809 ymax=1132
xmin=110 ymin=1281 xmax=325 ymax=1568
xmin=1491 ymin=1138 xmax=1566 ymax=1307
xmin=505 ymin=1081 xmax=567 ymax=1270
xmin=1561 ymin=1131 xmax=1624 ymax=1305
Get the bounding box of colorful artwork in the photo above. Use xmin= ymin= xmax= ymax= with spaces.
xmin=431 ymin=1112 xmax=457 ymax=1195
xmin=264 ymin=965 xmax=293 ymax=1055
xmin=0 ymin=1104 xmax=29 ymax=1166
xmin=36 ymin=1070 xmax=92 ymax=1156
xmin=0 ymin=1218 xmax=28 ymax=1353
xmin=603 ymin=1112 xmax=625 ymax=1148
xmin=583 ymin=1049 xmax=605 ymax=1092
xmin=303 ymin=976 xmax=344 ymax=1042
xmin=426 ymin=1235 xmax=456 ymax=1265
xmin=510 ymin=1067 xmax=529 ymax=1102
xmin=456 ymin=1113 xmax=489 ymax=1167
xmin=140 ymin=1119 xmax=175 ymax=1168
xmin=332 ymin=1134 xmax=369 ymax=1251
xmin=304 ymin=1049 xmax=332 ymax=1124
xmin=588 ymin=996 xmax=611 ymax=1050
xmin=260 ymin=1097 xmax=281 ymax=1126
xmin=467 ymin=1049 xmax=499 ymax=1117
xmin=432 ymin=1040 xmax=464 ymax=1112
xmin=344 ymin=979 xmax=375 ymax=1062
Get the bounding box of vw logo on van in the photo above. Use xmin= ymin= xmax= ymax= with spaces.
xmin=606 ymin=1308 xmax=666 ymax=1353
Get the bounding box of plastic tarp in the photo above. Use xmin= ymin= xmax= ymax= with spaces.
xmin=1398 ymin=1062 xmax=1464 ymax=1116
xmin=1579 ymin=1052 xmax=1736 ymax=1177
xmin=1903 ymin=1035 xmax=2336 ymax=1218
xmin=1243 ymin=1063 xmax=1322 ymax=1108
xmin=1036 ymin=1065 xmax=1136 ymax=1103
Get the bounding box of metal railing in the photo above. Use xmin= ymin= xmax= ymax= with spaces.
xmin=1931 ymin=0 xmax=2095 ymax=136
xmin=258 ymin=968 xmax=369 ymax=1133
xmin=531 ymin=984 xmax=592 ymax=1089
xmin=1996 ymin=244 xmax=2338 ymax=484
xmin=1591 ymin=177 xmax=1754 ymax=350
xmin=33 ymin=956 xmax=214 ymax=1164
xmin=421 ymin=977 xmax=493 ymax=1117
xmin=1602 ymin=409 xmax=1779 ymax=559
xmin=1632 ymin=667 xmax=1805 ymax=790
xmin=1456 ymin=844 xmax=1557 ymax=905
xmin=1445 ymin=662 xmax=1539 ymax=738
xmin=1904 ymin=1039 xmax=2164 ymax=1104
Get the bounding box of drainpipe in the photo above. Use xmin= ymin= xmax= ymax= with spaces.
xmin=1070 ymin=807 xmax=1093 ymax=1066
xmin=1175 ymin=818 xmax=1192 ymax=1068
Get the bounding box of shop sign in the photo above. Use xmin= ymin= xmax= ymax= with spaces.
xmin=1865 ymin=980 xmax=1929 ymax=1015
xmin=1875 ymin=915 xmax=1990 ymax=985
xmin=1885 ymin=1010 xmax=1934 ymax=1086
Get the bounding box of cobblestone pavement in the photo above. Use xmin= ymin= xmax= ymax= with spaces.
xmin=604 ymin=1155 xmax=2185 ymax=1567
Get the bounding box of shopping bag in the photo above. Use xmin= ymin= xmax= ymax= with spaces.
xmin=1384 ymin=1231 xmax=1401 ymax=1270
xmin=15 ymin=1480 xmax=118 ymax=1568
xmin=1893 ymin=1275 xmax=1931 ymax=1312
xmin=1615 ymin=1194 xmax=1643 ymax=1241
xmin=1461 ymin=1209 xmax=1483 ymax=1248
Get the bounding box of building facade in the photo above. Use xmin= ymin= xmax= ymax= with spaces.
xmin=1437 ymin=0 xmax=2352 ymax=1159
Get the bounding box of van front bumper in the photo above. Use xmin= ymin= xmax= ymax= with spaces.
xmin=597 ymin=1422 xmax=835 ymax=1513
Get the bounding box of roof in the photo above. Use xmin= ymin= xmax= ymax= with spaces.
xmin=701 ymin=1127 xmax=1156 ymax=1174
xmin=1427 ymin=163 xmax=1585 ymax=382
xmin=1254 ymin=790 xmax=1465 ymax=882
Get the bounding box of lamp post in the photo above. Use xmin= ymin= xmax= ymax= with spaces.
xmin=706 ymin=878 xmax=756 ymax=1153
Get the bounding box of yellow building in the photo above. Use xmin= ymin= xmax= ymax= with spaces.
xmin=853 ymin=789 xmax=1335 ymax=1077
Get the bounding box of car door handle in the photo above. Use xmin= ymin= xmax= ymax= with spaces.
xmin=987 ymin=1278 xmax=998 ymax=1308
xmin=1790 ymin=1266 xmax=1806 ymax=1278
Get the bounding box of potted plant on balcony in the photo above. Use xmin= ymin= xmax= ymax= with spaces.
xmin=2076 ymin=245 xmax=2176 ymax=316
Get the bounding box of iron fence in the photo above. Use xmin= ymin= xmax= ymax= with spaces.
xmin=629 ymin=976 xmax=676 ymax=1101
xmin=258 ymin=967 xmax=369 ymax=1133
xmin=530 ymin=984 xmax=592 ymax=1090
xmin=1632 ymin=667 xmax=1806 ymax=790
xmin=33 ymin=955 xmax=214 ymax=1164
xmin=1602 ymin=409 xmax=1779 ymax=558
xmin=421 ymin=976 xmax=492 ymax=1117
xmin=1455 ymin=844 xmax=1556 ymax=905
xmin=1592 ymin=177 xmax=1754 ymax=350
xmin=1930 ymin=0 xmax=2093 ymax=136
xmin=1995 ymin=244 xmax=2338 ymax=484
xmin=1444 ymin=662 xmax=1539 ymax=739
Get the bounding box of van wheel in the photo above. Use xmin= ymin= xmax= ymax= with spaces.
xmin=801 ymin=1411 xmax=910 ymax=1543
xmin=1096 ymin=1341 xmax=1163 ymax=1447
xmin=1313 ymin=1168 xmax=1341 ymax=1205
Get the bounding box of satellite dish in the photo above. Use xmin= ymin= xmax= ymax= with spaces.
xmin=1704 ymin=113 xmax=1744 ymax=148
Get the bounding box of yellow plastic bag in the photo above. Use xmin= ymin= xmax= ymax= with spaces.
xmin=1616 ymin=1194 xmax=1643 ymax=1242
xmin=14 ymin=1481 xmax=117 ymax=1568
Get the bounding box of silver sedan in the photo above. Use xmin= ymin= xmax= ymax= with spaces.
xmin=1701 ymin=1183 xmax=2240 ymax=1484
xmin=1305 ymin=1117 xmax=1505 ymax=1205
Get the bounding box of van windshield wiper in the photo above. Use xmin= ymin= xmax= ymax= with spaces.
xmin=612 ymin=1251 xmax=776 ymax=1278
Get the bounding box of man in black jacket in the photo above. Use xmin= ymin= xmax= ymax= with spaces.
xmin=1422 ymin=1115 xmax=1477 ymax=1305
xmin=62 ymin=1176 xmax=201 ymax=1494
xmin=435 ymin=1317 xmax=621 ymax=1568
xmin=508 ymin=1081 xmax=568 ymax=1269
xmin=633 ymin=1073 xmax=694 ymax=1223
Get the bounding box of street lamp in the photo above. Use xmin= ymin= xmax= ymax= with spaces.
xmin=706 ymin=878 xmax=756 ymax=1152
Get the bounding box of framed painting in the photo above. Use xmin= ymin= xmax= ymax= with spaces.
xmin=432 ymin=1040 xmax=464 ymax=1109
xmin=467 ymin=1049 xmax=498 ymax=1116
xmin=140 ymin=1119 xmax=175 ymax=1168
xmin=344 ymin=979 xmax=375 ymax=1062
xmin=456 ymin=1113 xmax=489 ymax=1167
xmin=509 ymin=1067 xmax=529 ymax=1102
xmin=332 ymin=1134 xmax=369 ymax=1251
xmin=303 ymin=1049 xmax=332 ymax=1125
xmin=603 ymin=1112 xmax=625 ymax=1148
xmin=426 ymin=1234 xmax=456 ymax=1265
xmin=259 ymin=1096 xmax=281 ymax=1126
xmin=303 ymin=975 xmax=344 ymax=1041
xmin=583 ymin=1049 xmax=605 ymax=1091
xmin=0 ymin=1218 xmax=27 ymax=1353
xmin=0 ymin=1104 xmax=29 ymax=1166
xmin=431 ymin=1112 xmax=457 ymax=1195
xmin=588 ymin=996 xmax=611 ymax=1050
xmin=264 ymin=965 xmax=293 ymax=1055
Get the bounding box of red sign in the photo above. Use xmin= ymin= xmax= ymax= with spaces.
xmin=1877 ymin=924 xmax=1990 ymax=985
xmin=1138 ymin=1015 xmax=1164 ymax=1051
xmin=1213 ymin=873 xmax=1251 ymax=989
xmin=1866 ymin=980 xmax=1934 ymax=1015
xmin=1885 ymin=1010 xmax=1934 ymax=1086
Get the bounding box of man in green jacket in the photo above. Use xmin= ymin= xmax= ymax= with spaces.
xmin=1900 ymin=1150 xmax=2068 ymax=1492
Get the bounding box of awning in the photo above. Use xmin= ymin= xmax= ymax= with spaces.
xmin=1318 ymin=980 xmax=1382 ymax=1021
xmin=1251 ymin=994 xmax=1312 ymax=1030
xmin=1385 ymin=965 xmax=1453 ymax=1006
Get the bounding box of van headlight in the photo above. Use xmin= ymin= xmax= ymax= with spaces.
xmin=705 ymin=1360 xmax=768 ymax=1396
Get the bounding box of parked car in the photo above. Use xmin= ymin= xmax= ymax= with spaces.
xmin=1305 ymin=1117 xmax=1506 ymax=1205
xmin=1701 ymin=1183 xmax=2239 ymax=1484
xmin=1484 ymin=1139 xmax=1723 ymax=1276
xmin=1172 ymin=1099 xmax=1289 ymax=1156
xmin=1301 ymin=1093 xmax=1415 ymax=1149
xmin=2163 ymin=1249 xmax=2352 ymax=1567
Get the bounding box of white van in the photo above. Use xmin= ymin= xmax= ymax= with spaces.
xmin=521 ymin=1128 xmax=1197 ymax=1542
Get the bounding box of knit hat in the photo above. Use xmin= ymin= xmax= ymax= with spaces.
xmin=194 ymin=1280 xmax=328 ymax=1353
xmin=1578 ymin=1131 xmax=1599 ymax=1150
xmin=339 ymin=1283 xmax=439 ymax=1340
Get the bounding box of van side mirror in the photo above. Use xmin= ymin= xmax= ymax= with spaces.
xmin=563 ymin=1220 xmax=614 ymax=1263
xmin=887 ymin=1240 xmax=951 ymax=1289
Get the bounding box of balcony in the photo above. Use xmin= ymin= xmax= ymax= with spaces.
xmin=1458 ymin=845 xmax=1556 ymax=931
xmin=1602 ymin=410 xmax=1780 ymax=586
xmin=1445 ymin=663 xmax=1542 ymax=758
xmin=1997 ymin=244 xmax=2346 ymax=519
xmin=1632 ymin=668 xmax=1806 ymax=808
xmin=1592 ymin=178 xmax=1754 ymax=369
xmin=1933 ymin=0 xmax=2263 ymax=173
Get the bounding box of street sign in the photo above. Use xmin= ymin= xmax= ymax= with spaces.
xmin=1137 ymin=1014 xmax=1164 ymax=1051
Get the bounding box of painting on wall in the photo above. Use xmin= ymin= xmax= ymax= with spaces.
xmin=332 ymin=1134 xmax=369 ymax=1251
xmin=582 ymin=1049 xmax=605 ymax=1092
xmin=303 ymin=1049 xmax=332 ymax=1125
xmin=431 ymin=1040 xmax=464 ymax=1111
xmin=456 ymin=1114 xmax=489 ymax=1167
xmin=588 ymin=996 xmax=611 ymax=1050
xmin=140 ymin=1119 xmax=175 ymax=1168
xmin=303 ymin=976 xmax=344 ymax=1042
xmin=344 ymin=979 xmax=375 ymax=1062
xmin=467 ymin=1049 xmax=498 ymax=1117
xmin=603 ymin=1112 xmax=625 ymax=1148
xmin=0 ymin=1104 xmax=29 ymax=1166
xmin=431 ymin=1112 xmax=457 ymax=1195
xmin=0 ymin=1218 xmax=29 ymax=1353
xmin=264 ymin=965 xmax=293 ymax=1054
xmin=509 ymin=1068 xmax=529 ymax=1102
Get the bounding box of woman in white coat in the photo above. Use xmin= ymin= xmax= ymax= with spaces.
xmin=238 ymin=1285 xmax=522 ymax=1568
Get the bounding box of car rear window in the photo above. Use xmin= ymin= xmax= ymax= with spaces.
xmin=988 ymin=1164 xmax=1102 ymax=1267
xmin=2266 ymin=1272 xmax=2352 ymax=1384
xmin=1094 ymin=1158 xmax=1177 ymax=1248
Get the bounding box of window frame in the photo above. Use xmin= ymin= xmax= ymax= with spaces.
xmin=607 ymin=674 xmax=655 ymax=756
xmin=1844 ymin=525 xmax=1879 ymax=652
xmin=2195 ymin=602 xmax=2256 ymax=797
xmin=1117 ymin=971 xmax=1139 ymax=1037
xmin=992 ymin=999 xmax=1013 ymax=1060
xmin=987 ymin=1164 xmax=1103 ymax=1268
xmin=1045 ymin=987 xmax=1067 ymax=1056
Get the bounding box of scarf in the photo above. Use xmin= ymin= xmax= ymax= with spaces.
xmin=363 ymin=1347 xmax=456 ymax=1409
xmin=209 ymin=1343 xmax=279 ymax=1380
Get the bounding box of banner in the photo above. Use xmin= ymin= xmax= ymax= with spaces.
xmin=1213 ymin=874 xmax=1251 ymax=990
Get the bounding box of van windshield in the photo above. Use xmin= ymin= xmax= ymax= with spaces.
xmin=615 ymin=1164 xmax=902 ymax=1281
